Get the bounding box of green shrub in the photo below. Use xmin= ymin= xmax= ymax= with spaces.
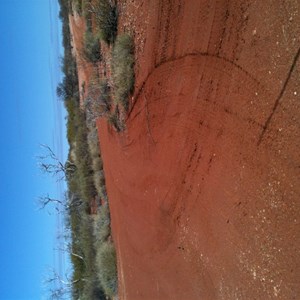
xmin=96 ymin=242 xmax=118 ymax=297
xmin=83 ymin=31 xmax=102 ymax=63
xmin=93 ymin=0 xmax=118 ymax=44
xmin=112 ymin=34 xmax=135 ymax=110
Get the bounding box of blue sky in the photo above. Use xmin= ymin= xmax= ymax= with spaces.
xmin=0 ymin=1 xmax=68 ymax=299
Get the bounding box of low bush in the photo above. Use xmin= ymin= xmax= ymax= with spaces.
xmin=96 ymin=242 xmax=118 ymax=298
xmin=85 ymin=79 xmax=111 ymax=126
xmin=92 ymin=156 xmax=103 ymax=173
xmin=112 ymin=34 xmax=135 ymax=110
xmin=87 ymin=127 xmax=100 ymax=159
xmin=92 ymin=0 xmax=118 ymax=44
xmin=90 ymin=79 xmax=111 ymax=113
xmin=81 ymin=278 xmax=106 ymax=300
xmin=73 ymin=0 xmax=83 ymax=15
xmin=93 ymin=170 xmax=107 ymax=200
xmin=65 ymin=98 xmax=78 ymax=143
xmin=83 ymin=31 xmax=102 ymax=63
xmin=73 ymin=111 xmax=97 ymax=203
xmin=83 ymin=0 xmax=93 ymax=31
xmin=86 ymin=126 xmax=107 ymax=200
xmin=98 ymin=79 xmax=111 ymax=109
xmin=93 ymin=204 xmax=111 ymax=245
xmin=107 ymin=109 xmax=123 ymax=132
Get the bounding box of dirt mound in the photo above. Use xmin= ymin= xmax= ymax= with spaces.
xmin=97 ymin=1 xmax=300 ymax=299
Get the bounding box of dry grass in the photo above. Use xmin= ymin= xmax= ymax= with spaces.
xmin=112 ymin=34 xmax=135 ymax=111
xmin=96 ymin=242 xmax=118 ymax=297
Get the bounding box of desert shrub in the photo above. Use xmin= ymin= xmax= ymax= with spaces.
xmin=68 ymin=207 xmax=104 ymax=298
xmin=93 ymin=170 xmax=107 ymax=200
xmin=112 ymin=34 xmax=135 ymax=110
xmin=92 ymin=156 xmax=103 ymax=173
xmin=87 ymin=127 xmax=100 ymax=158
xmin=81 ymin=278 xmax=106 ymax=300
xmin=107 ymin=112 xmax=120 ymax=131
xmin=107 ymin=105 xmax=124 ymax=132
xmin=86 ymin=126 xmax=107 ymax=199
xmin=96 ymin=242 xmax=118 ymax=297
xmin=58 ymin=0 xmax=73 ymax=51
xmin=83 ymin=31 xmax=102 ymax=63
xmin=64 ymin=92 xmax=99 ymax=206
xmin=90 ymin=79 xmax=111 ymax=110
xmin=57 ymin=1 xmax=79 ymax=103
xmin=74 ymin=212 xmax=107 ymax=300
xmin=73 ymin=112 xmax=97 ymax=202
xmin=91 ymin=0 xmax=118 ymax=44
xmin=98 ymin=79 xmax=111 ymax=109
xmin=65 ymin=98 xmax=78 ymax=143
xmin=83 ymin=0 xmax=93 ymax=31
xmin=73 ymin=0 xmax=83 ymax=15
xmin=85 ymin=78 xmax=111 ymax=126
xmin=57 ymin=61 xmax=79 ymax=101
xmin=93 ymin=204 xmax=111 ymax=245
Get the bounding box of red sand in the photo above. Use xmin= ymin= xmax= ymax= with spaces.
xmin=96 ymin=1 xmax=300 ymax=299
xmin=69 ymin=13 xmax=107 ymax=104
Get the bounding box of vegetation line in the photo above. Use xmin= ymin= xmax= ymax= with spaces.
xmin=41 ymin=0 xmax=136 ymax=298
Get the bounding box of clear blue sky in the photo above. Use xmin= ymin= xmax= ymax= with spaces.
xmin=0 ymin=1 xmax=68 ymax=299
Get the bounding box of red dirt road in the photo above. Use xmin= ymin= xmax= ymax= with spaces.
xmin=97 ymin=1 xmax=300 ymax=299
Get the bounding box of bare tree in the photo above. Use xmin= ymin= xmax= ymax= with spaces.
xmin=44 ymin=270 xmax=71 ymax=300
xmin=37 ymin=194 xmax=64 ymax=212
xmin=48 ymin=286 xmax=69 ymax=300
xmin=44 ymin=268 xmax=92 ymax=299
xmin=37 ymin=193 xmax=83 ymax=214
xmin=37 ymin=144 xmax=76 ymax=181
xmin=44 ymin=268 xmax=88 ymax=300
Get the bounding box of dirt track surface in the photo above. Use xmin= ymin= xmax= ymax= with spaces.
xmin=97 ymin=1 xmax=300 ymax=299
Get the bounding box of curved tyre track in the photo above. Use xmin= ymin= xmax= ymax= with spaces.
xmin=97 ymin=0 xmax=300 ymax=299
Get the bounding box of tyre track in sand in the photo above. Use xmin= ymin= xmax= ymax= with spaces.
xmin=98 ymin=1 xmax=300 ymax=299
